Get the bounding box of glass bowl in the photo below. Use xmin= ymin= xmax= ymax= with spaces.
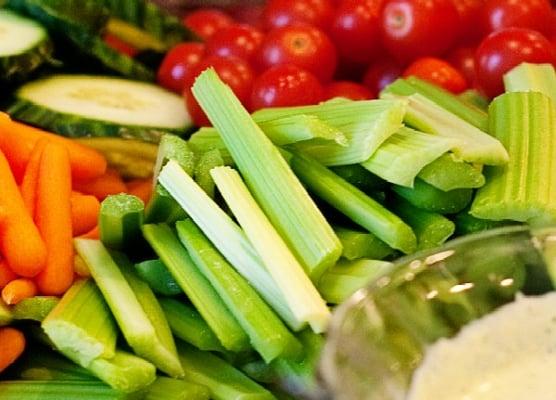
xmin=319 ymin=225 xmax=556 ymax=400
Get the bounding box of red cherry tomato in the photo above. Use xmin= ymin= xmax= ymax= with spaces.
xmin=157 ymin=42 xmax=205 ymax=93
xmin=250 ymin=64 xmax=324 ymax=110
xmin=451 ymin=0 xmax=484 ymax=45
xmin=329 ymin=0 xmax=384 ymax=66
xmin=380 ymin=0 xmax=461 ymax=63
xmin=182 ymin=8 xmax=234 ymax=41
xmin=205 ymin=24 xmax=264 ymax=62
xmin=183 ymin=56 xmax=254 ymax=126
xmin=256 ymin=24 xmax=337 ymax=82
xmin=480 ymin=0 xmax=553 ymax=38
xmin=324 ymin=81 xmax=374 ymax=100
xmin=262 ymin=0 xmax=335 ymax=31
xmin=362 ymin=59 xmax=404 ymax=95
xmin=403 ymin=57 xmax=468 ymax=93
xmin=228 ymin=5 xmax=265 ymax=30
xmin=103 ymin=34 xmax=138 ymax=57
xmin=475 ymin=28 xmax=556 ymax=97
xmin=446 ymin=46 xmax=477 ymax=87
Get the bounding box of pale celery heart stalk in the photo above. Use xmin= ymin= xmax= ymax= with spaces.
xmin=503 ymin=62 xmax=556 ymax=104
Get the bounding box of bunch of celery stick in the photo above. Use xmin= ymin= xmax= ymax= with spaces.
xmin=1 ymin=62 xmax=556 ymax=399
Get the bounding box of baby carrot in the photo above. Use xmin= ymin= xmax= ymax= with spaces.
xmin=126 ymin=177 xmax=153 ymax=204
xmin=70 ymin=192 xmax=101 ymax=237
xmin=34 ymin=142 xmax=74 ymax=295
xmin=0 ymin=149 xmax=47 ymax=277
xmin=20 ymin=138 xmax=49 ymax=217
xmin=0 ymin=327 xmax=26 ymax=373
xmin=0 ymin=260 xmax=17 ymax=290
xmin=1 ymin=278 xmax=38 ymax=305
xmin=73 ymin=168 xmax=127 ymax=201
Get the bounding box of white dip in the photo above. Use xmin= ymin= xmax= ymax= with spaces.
xmin=407 ymin=292 xmax=556 ymax=400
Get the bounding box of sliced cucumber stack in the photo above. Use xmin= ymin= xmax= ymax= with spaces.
xmin=9 ymin=74 xmax=192 ymax=142
xmin=0 ymin=9 xmax=52 ymax=80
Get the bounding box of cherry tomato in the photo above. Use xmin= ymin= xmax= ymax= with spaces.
xmin=183 ymin=56 xmax=254 ymax=126
xmin=229 ymin=5 xmax=265 ymax=30
xmin=362 ymin=59 xmax=403 ymax=94
xmin=403 ymin=57 xmax=468 ymax=93
xmin=446 ymin=46 xmax=477 ymax=86
xmin=205 ymin=24 xmax=264 ymax=63
xmin=329 ymin=0 xmax=384 ymax=66
xmin=451 ymin=0 xmax=484 ymax=45
xmin=250 ymin=64 xmax=324 ymax=110
xmin=255 ymin=24 xmax=337 ymax=82
xmin=475 ymin=28 xmax=556 ymax=97
xmin=182 ymin=8 xmax=234 ymax=41
xmin=324 ymin=81 xmax=374 ymax=100
xmin=103 ymin=34 xmax=138 ymax=57
xmin=262 ymin=0 xmax=335 ymax=31
xmin=380 ymin=0 xmax=461 ymax=63
xmin=480 ymin=0 xmax=553 ymax=38
xmin=157 ymin=42 xmax=205 ymax=93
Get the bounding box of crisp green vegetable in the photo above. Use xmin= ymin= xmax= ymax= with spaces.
xmin=153 ymin=133 xmax=195 ymax=179
xmin=99 ymin=194 xmax=144 ymax=251
xmin=258 ymin=114 xmax=347 ymax=146
xmin=0 ymin=299 xmax=13 ymax=326
xmin=330 ymin=165 xmax=387 ymax=192
xmin=417 ymin=153 xmax=485 ymax=191
xmin=458 ymin=89 xmax=489 ymax=111
xmin=134 ymin=259 xmax=181 ymax=297
xmin=393 ymin=179 xmax=473 ymax=214
xmin=146 ymin=377 xmax=210 ymax=400
xmin=334 ymin=226 xmax=394 ymax=260
xmin=188 ymin=128 xmax=233 ymax=165
xmin=144 ymin=184 xmax=187 ymax=224
xmin=454 ymin=211 xmax=512 ymax=236
xmin=11 ymin=296 xmax=59 ymax=321
xmin=503 ymin=62 xmax=556 ymax=104
xmin=193 ymin=149 xmax=224 ymax=198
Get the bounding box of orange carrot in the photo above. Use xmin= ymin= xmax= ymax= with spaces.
xmin=0 ymin=259 xmax=17 ymax=290
xmin=73 ymin=168 xmax=127 ymax=201
xmin=20 ymin=138 xmax=49 ymax=216
xmin=34 ymin=142 xmax=74 ymax=295
xmin=80 ymin=225 xmax=100 ymax=240
xmin=0 ymin=112 xmax=107 ymax=182
xmin=1 ymin=278 xmax=37 ymax=305
xmin=70 ymin=192 xmax=101 ymax=237
xmin=0 ymin=149 xmax=47 ymax=277
xmin=0 ymin=327 xmax=26 ymax=373
xmin=126 ymin=177 xmax=153 ymax=204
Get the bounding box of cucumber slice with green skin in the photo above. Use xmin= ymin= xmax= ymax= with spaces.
xmin=9 ymin=74 xmax=192 ymax=142
xmin=0 ymin=9 xmax=53 ymax=80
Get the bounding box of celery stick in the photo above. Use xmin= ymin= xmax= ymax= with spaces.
xmin=157 ymin=161 xmax=303 ymax=330
xmin=318 ymin=258 xmax=393 ymax=304
xmin=0 ymin=299 xmax=13 ymax=326
xmin=258 ymin=114 xmax=347 ymax=146
xmin=188 ymin=127 xmax=234 ymax=164
xmin=12 ymin=296 xmax=59 ymax=321
xmin=177 ymin=342 xmax=276 ymax=400
xmin=135 ymin=259 xmax=181 ymax=296
xmin=290 ymin=152 xmax=417 ymax=254
xmin=144 ymin=184 xmax=187 ymax=224
xmin=458 ymin=89 xmax=489 ymax=111
xmin=99 ymin=194 xmax=144 ymax=250
xmin=360 ymin=126 xmax=456 ymax=187
xmin=471 ymin=92 xmax=556 ymax=224
xmin=159 ymin=298 xmax=224 ymax=352
xmin=146 ymin=377 xmax=210 ymax=400
xmin=330 ymin=165 xmax=387 ymax=192
xmin=503 ymin=62 xmax=556 ymax=104
xmin=417 ymin=153 xmax=485 ymax=191
xmin=192 ymin=69 xmax=342 ymax=279
xmin=454 ymin=211 xmax=512 ymax=235
xmin=153 ymin=133 xmax=195 ymax=180
xmin=334 ymin=226 xmax=394 ymax=260
xmin=390 ymin=195 xmax=455 ymax=250
xmin=393 ymin=178 xmax=473 ymax=214
xmin=141 ymin=223 xmax=251 ymax=352
xmin=193 ymin=149 xmax=224 ymax=198
xmin=176 ymin=219 xmax=302 ymax=362
xmin=42 ymin=279 xmax=117 ymax=367
xmin=73 ymin=239 xmax=184 ymax=377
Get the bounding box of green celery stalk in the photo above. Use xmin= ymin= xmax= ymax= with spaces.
xmin=141 ymin=223 xmax=251 ymax=352
xmin=191 ymin=68 xmax=342 ymax=279
xmin=193 ymin=149 xmax=224 ymax=198
xmin=0 ymin=299 xmax=12 ymax=326
xmin=177 ymin=342 xmax=276 ymax=400
xmin=157 ymin=161 xmax=302 ymax=330
xmin=144 ymin=184 xmax=187 ymax=224
xmin=134 ymin=259 xmax=181 ymax=296
xmin=393 ymin=179 xmax=473 ymax=214
xmin=458 ymin=89 xmax=489 ymax=111
xmin=289 ymin=151 xmax=417 ymax=254
xmin=210 ymin=166 xmax=330 ymax=333
xmin=12 ymin=296 xmax=59 ymax=322
xmin=334 ymin=226 xmax=394 ymax=260
xmin=454 ymin=210 xmax=512 ymax=236
xmin=318 ymin=259 xmax=393 ymax=304
xmin=330 ymin=165 xmax=387 ymax=192
xmin=188 ymin=128 xmax=234 ymax=165
xmin=471 ymin=91 xmax=556 ymax=224
xmin=417 ymin=153 xmax=485 ymax=191
xmin=152 ymin=133 xmax=196 ymax=180
xmin=42 ymin=279 xmax=117 ymax=367
xmin=99 ymin=194 xmax=144 ymax=250
xmin=360 ymin=126 xmax=456 ymax=187
xmin=176 ymin=219 xmax=302 ymax=362
xmin=503 ymin=62 xmax=556 ymax=104
xmin=159 ymin=298 xmax=224 ymax=352
xmin=73 ymin=239 xmax=184 ymax=377
xmin=146 ymin=377 xmax=210 ymax=400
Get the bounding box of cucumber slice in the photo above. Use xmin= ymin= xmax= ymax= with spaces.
xmin=9 ymin=74 xmax=192 ymax=142
xmin=0 ymin=9 xmax=52 ymax=80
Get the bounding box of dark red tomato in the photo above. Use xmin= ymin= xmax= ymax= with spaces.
xmin=183 ymin=56 xmax=254 ymax=126
xmin=250 ymin=64 xmax=324 ymax=110
xmin=475 ymin=28 xmax=556 ymax=97
xmin=403 ymin=57 xmax=468 ymax=93
xmin=451 ymin=0 xmax=484 ymax=45
xmin=255 ymin=24 xmax=337 ymax=82
xmin=228 ymin=5 xmax=265 ymax=30
xmin=329 ymin=0 xmax=384 ymax=65
xmin=103 ymin=34 xmax=138 ymax=57
xmin=446 ymin=46 xmax=477 ymax=86
xmin=362 ymin=58 xmax=403 ymax=94
xmin=157 ymin=42 xmax=205 ymax=93
xmin=205 ymin=24 xmax=264 ymax=62
xmin=380 ymin=0 xmax=461 ymax=63
xmin=480 ymin=0 xmax=553 ymax=38
xmin=324 ymin=81 xmax=374 ymax=100
xmin=262 ymin=0 xmax=335 ymax=31
xmin=182 ymin=8 xmax=234 ymax=41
